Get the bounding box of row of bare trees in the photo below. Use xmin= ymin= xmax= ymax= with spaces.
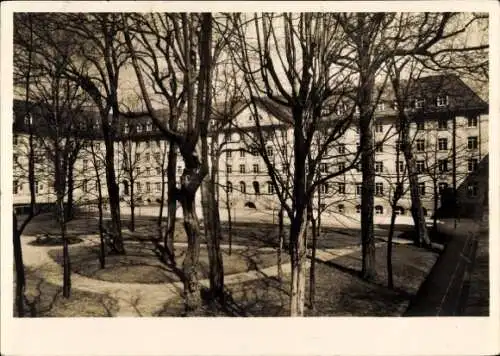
xmin=13 ymin=12 xmax=487 ymax=316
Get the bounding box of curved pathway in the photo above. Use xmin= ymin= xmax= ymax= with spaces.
xmin=21 ymin=234 xmax=384 ymax=316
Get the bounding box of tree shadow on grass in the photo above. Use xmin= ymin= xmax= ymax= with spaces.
xmin=18 ymin=268 xmax=119 ymax=317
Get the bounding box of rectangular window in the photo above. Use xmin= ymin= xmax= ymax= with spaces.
xmin=395 ymin=140 xmax=404 ymax=151
xmin=396 ymin=161 xmax=404 ymax=173
xmin=416 ymin=121 xmax=425 ymax=130
xmin=416 ymin=139 xmax=425 ymax=152
xmin=146 ymin=123 xmax=152 ymax=132
xmin=145 ymin=153 xmax=150 ymax=162
xmin=82 ymin=179 xmax=88 ymax=193
xmin=123 ymin=124 xmax=129 ymax=134
xmin=146 ymin=182 xmax=151 ymax=193
xmin=338 ymin=144 xmax=345 ymax=154
xmin=320 ymin=163 xmax=328 ymax=173
xmin=83 ymin=159 xmax=88 ymax=169
xmin=375 ymin=142 xmax=383 ymax=153
xmin=439 ymin=182 xmax=448 ymax=194
xmin=266 ymin=146 xmax=273 ymax=157
xmin=226 ymin=165 xmax=232 ymax=174
xmin=267 ymin=182 xmax=274 ymax=194
xmin=177 ymin=166 xmax=183 ymax=174
xmin=418 ymin=182 xmax=426 ymax=196
xmin=438 ymin=159 xmax=448 ymax=173
xmin=95 ymin=143 xmax=101 ymax=150
xmin=146 ymin=167 xmax=151 ymax=176
xmin=155 ymin=182 xmax=161 ymax=192
xmin=375 ymin=161 xmax=383 ymax=173
xmin=135 ymin=167 xmax=141 ymax=176
xmin=154 ymin=152 xmax=161 ymax=161
xmin=338 ymin=162 xmax=345 ymax=172
xmin=226 ymin=150 xmax=232 ymax=159
xmin=438 ymin=138 xmax=448 ymax=151
xmin=436 ymin=95 xmax=448 ymax=107
xmin=416 ymin=160 xmax=425 ymax=173
xmin=375 ymin=122 xmax=383 ymax=133
xmin=156 ymin=167 xmax=161 ymax=175
xmin=377 ymin=103 xmax=385 ymax=111
xmin=224 ymin=132 xmax=231 ymax=142
xmin=13 ymin=180 xmax=19 ymax=194
xmin=338 ymin=182 xmax=346 ymax=194
xmin=319 ymin=183 xmax=329 ymax=194
xmin=145 ymin=141 xmax=150 ymax=149
xmin=468 ymin=136 xmax=478 ymax=150
xmin=415 ymin=98 xmax=425 ymax=109
xmin=251 ymin=147 xmax=258 ymax=156
xmin=135 ymin=153 xmax=141 ymax=162
xmin=375 ymin=182 xmax=384 ymax=196
xmin=239 ymin=164 xmax=245 ymax=174
xmin=356 ymin=183 xmax=362 ymax=196
xmin=253 ymin=164 xmax=259 ymax=174
xmin=240 ymin=149 xmax=245 ymax=158
xmin=467 ymin=182 xmax=478 ymax=197
xmin=468 ymin=116 xmax=478 ymax=128
xmin=227 ymin=182 xmax=233 ymax=193
xmin=136 ymin=182 xmax=142 ymax=193
xmin=438 ymin=119 xmax=447 ymax=130
xmin=136 ymin=124 xmax=142 ymax=133
xmin=468 ymin=158 xmax=479 ymax=172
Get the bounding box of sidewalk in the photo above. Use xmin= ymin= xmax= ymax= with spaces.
xmin=21 ymin=235 xmax=366 ymax=316
xmin=404 ymin=218 xmax=488 ymax=316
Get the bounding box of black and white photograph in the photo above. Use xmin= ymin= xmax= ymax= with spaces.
xmin=1 ymin=1 xmax=499 ymax=355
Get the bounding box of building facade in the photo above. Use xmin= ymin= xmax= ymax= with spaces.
xmin=12 ymin=74 xmax=488 ymax=218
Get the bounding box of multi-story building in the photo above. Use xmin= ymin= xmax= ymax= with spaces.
xmin=12 ymin=74 xmax=488 ymax=218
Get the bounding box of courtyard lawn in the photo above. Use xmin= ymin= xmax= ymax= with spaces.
xmin=156 ymin=243 xmax=438 ymax=317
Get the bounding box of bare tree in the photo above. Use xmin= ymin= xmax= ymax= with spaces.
xmin=123 ymin=12 xmax=218 ymax=311
xmin=226 ymin=13 xmax=360 ymax=316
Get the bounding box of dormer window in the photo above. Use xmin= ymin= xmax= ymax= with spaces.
xmin=415 ymin=98 xmax=425 ymax=109
xmin=436 ymin=95 xmax=448 ymax=107
xmin=24 ymin=114 xmax=31 ymax=126
xmin=124 ymin=124 xmax=129 ymax=134
xmin=377 ymin=103 xmax=385 ymax=111
xmin=136 ymin=124 xmax=142 ymax=133
xmin=146 ymin=122 xmax=152 ymax=132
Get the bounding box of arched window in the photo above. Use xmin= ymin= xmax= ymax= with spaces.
xmin=227 ymin=181 xmax=233 ymax=193
xmin=375 ymin=205 xmax=384 ymax=215
xmin=240 ymin=181 xmax=246 ymax=194
xmin=253 ymin=181 xmax=260 ymax=195
xmin=123 ymin=180 xmax=129 ymax=196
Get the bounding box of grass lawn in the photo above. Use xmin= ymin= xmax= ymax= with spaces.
xmin=16 ymin=267 xmax=119 ymax=317
xmin=47 ymin=242 xmax=289 ymax=284
xmin=156 ymin=243 xmax=438 ymax=317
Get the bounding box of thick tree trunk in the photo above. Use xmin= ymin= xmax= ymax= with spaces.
xmin=387 ymin=206 xmax=397 ymax=289
xmin=360 ymin=112 xmax=376 ymax=280
xmin=13 ymin=213 xmax=25 ymax=317
xmin=93 ymin=146 xmax=106 ymax=269
xmin=289 ymin=209 xmax=308 ymax=316
xmin=201 ymin=177 xmax=224 ymax=300
xmin=164 ymin=146 xmax=177 ymax=265
xmin=180 ymin=173 xmax=203 ymax=312
xmin=309 ymin=198 xmax=320 ymax=310
xmin=277 ymin=207 xmax=284 ymax=280
xmin=402 ymin=123 xmax=431 ymax=247
xmin=102 ymin=133 xmax=125 ymax=254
